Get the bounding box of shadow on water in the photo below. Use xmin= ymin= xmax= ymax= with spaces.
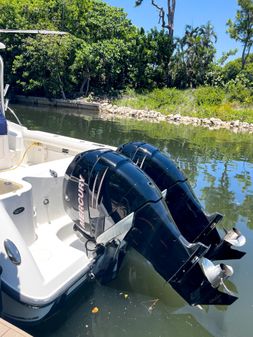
xmin=28 ymin=248 xmax=246 ymax=337
xmin=29 ymin=250 xmax=218 ymax=337
xmin=12 ymin=105 xmax=253 ymax=337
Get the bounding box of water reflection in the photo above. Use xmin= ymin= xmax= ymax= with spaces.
xmin=31 ymin=251 xmax=217 ymax=337
xmin=13 ymin=105 xmax=253 ymax=337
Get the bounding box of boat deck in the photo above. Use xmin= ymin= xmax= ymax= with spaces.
xmin=0 ymin=318 xmax=32 ymax=336
xmin=0 ymin=179 xmax=22 ymax=196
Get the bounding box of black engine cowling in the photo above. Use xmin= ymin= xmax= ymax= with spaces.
xmin=117 ymin=141 xmax=246 ymax=260
xmin=63 ymin=148 xmax=237 ymax=305
xmin=63 ymin=148 xmax=163 ymax=239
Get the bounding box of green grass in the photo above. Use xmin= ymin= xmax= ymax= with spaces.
xmin=113 ymin=86 xmax=253 ymax=123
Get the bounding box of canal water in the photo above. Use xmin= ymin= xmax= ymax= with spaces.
xmin=12 ymin=105 xmax=253 ymax=337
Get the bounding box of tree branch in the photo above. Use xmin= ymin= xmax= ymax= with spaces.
xmin=151 ymin=0 xmax=175 ymax=37
xmin=136 ymin=0 xmax=176 ymax=37
xmin=151 ymin=0 xmax=166 ymax=27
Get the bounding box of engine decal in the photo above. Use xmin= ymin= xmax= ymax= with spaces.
xmin=78 ymin=174 xmax=86 ymax=228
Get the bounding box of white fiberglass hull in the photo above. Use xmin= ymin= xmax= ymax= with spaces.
xmin=0 ymin=121 xmax=110 ymax=325
xmin=1 ymin=272 xmax=90 ymax=325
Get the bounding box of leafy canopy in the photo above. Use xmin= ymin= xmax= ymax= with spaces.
xmin=227 ymin=0 xmax=253 ymax=68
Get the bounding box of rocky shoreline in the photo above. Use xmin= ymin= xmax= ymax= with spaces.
xmin=13 ymin=95 xmax=253 ymax=133
xmin=99 ymin=102 xmax=253 ymax=134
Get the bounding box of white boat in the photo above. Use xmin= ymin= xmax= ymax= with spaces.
xmin=0 ymin=41 xmax=246 ymax=326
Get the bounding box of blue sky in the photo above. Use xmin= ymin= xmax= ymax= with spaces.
xmin=104 ymin=0 xmax=242 ymax=60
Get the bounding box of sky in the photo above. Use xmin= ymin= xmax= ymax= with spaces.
xmin=104 ymin=0 xmax=242 ymax=60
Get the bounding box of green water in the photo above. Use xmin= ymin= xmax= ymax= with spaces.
xmin=11 ymin=105 xmax=253 ymax=337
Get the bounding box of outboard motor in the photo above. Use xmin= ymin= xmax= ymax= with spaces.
xmin=117 ymin=142 xmax=246 ymax=260
xmin=63 ymin=148 xmax=237 ymax=305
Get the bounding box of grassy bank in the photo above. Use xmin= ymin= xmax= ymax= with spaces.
xmin=113 ymin=86 xmax=253 ymax=123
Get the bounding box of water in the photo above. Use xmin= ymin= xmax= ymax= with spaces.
xmin=11 ymin=105 xmax=253 ymax=337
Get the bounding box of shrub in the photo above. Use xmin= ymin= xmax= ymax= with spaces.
xmin=148 ymin=88 xmax=183 ymax=106
xmin=194 ymin=86 xmax=225 ymax=106
xmin=223 ymin=54 xmax=253 ymax=82
xmin=204 ymin=65 xmax=225 ymax=87
xmin=225 ymin=74 xmax=253 ymax=104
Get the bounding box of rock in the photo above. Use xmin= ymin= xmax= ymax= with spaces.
xmin=173 ymin=114 xmax=181 ymax=121
xmin=209 ymin=117 xmax=223 ymax=126
xmin=230 ymin=120 xmax=240 ymax=127
xmin=98 ymin=102 xmax=253 ymax=134
xmin=241 ymin=122 xmax=250 ymax=129
xmin=201 ymin=118 xmax=211 ymax=125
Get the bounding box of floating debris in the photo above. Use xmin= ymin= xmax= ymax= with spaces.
xmin=141 ymin=299 xmax=159 ymax=313
xmin=91 ymin=306 xmax=99 ymax=314
xmin=119 ymin=292 xmax=129 ymax=299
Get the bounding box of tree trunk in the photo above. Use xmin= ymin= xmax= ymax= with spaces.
xmin=241 ymin=39 xmax=252 ymax=69
xmin=241 ymin=42 xmax=247 ymax=69
xmin=241 ymin=12 xmax=252 ymax=70
xmin=57 ymin=73 xmax=66 ymax=100
xmin=79 ymin=76 xmax=90 ymax=97
xmin=85 ymin=77 xmax=90 ymax=97
xmin=150 ymin=0 xmax=176 ymax=38
xmin=79 ymin=69 xmax=91 ymax=97
xmin=79 ymin=77 xmax=87 ymax=95
xmin=167 ymin=0 xmax=176 ymax=38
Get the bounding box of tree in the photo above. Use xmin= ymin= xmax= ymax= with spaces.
xmin=69 ymin=0 xmax=138 ymax=95
xmin=128 ymin=28 xmax=175 ymax=89
xmin=227 ymin=0 xmax=253 ymax=69
xmin=0 ymin=0 xmax=91 ymax=33
xmin=223 ymin=53 xmax=253 ymax=82
xmin=0 ymin=0 xmax=139 ymax=97
xmin=171 ymin=23 xmax=217 ymax=88
xmin=12 ymin=34 xmax=77 ymax=98
xmin=0 ymin=0 xmax=92 ymax=97
xmin=135 ymin=0 xmax=176 ymax=38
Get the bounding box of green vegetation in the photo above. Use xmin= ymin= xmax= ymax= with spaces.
xmin=0 ymin=0 xmax=252 ymax=124
xmin=227 ymin=0 xmax=253 ymax=69
xmin=114 ymin=84 xmax=253 ymax=123
xmin=0 ymin=0 xmax=139 ymax=97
